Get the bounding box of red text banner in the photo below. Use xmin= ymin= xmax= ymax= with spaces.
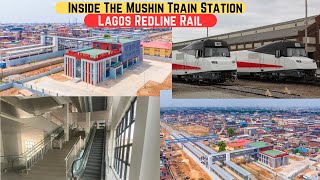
xmin=84 ymin=14 xmax=217 ymax=28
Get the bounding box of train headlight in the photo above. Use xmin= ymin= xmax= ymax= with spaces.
xmin=296 ymin=60 xmax=302 ymax=63
xmin=211 ymin=61 xmax=218 ymax=64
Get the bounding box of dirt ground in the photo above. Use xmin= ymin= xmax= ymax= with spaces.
xmin=235 ymin=79 xmax=320 ymax=98
xmin=0 ymin=88 xmax=20 ymax=96
xmin=241 ymin=162 xmax=275 ymax=180
xmin=174 ymin=124 xmax=209 ymax=136
xmin=49 ymin=72 xmax=70 ymax=82
xmin=290 ymin=156 xmax=304 ymax=161
xmin=22 ymin=63 xmax=63 ymax=77
xmin=136 ymin=73 xmax=172 ymax=96
xmin=292 ymin=168 xmax=313 ymax=180
xmin=171 ymin=150 xmax=211 ymax=180
xmin=161 ymin=127 xmax=211 ymax=180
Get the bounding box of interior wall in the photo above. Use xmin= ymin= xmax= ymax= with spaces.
xmin=20 ymin=127 xmax=45 ymax=153
xmin=136 ymin=96 xmax=160 ymax=180
xmin=106 ymin=96 xmax=160 ymax=180
xmin=129 ymin=97 xmax=160 ymax=180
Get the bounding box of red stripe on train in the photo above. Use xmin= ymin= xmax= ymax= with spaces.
xmin=172 ymin=63 xmax=201 ymax=70
xmin=237 ymin=61 xmax=283 ymax=68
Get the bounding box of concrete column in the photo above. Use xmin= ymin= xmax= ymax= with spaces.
xmin=64 ymin=103 xmax=70 ymax=142
xmin=40 ymin=35 xmax=46 ymax=45
xmin=103 ymin=60 xmax=106 ymax=81
xmin=129 ymin=97 xmax=160 ymax=180
xmin=81 ymin=61 xmax=83 ymax=81
xmin=52 ymin=36 xmax=59 ymax=52
xmin=85 ymin=112 xmax=91 ymax=136
xmin=93 ymin=62 xmax=97 ymax=85
xmin=226 ymin=153 xmax=230 ymax=161
xmin=64 ymin=57 xmax=67 ymax=75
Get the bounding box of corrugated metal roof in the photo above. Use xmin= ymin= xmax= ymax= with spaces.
xmin=210 ymin=164 xmax=235 ymax=180
xmin=225 ymin=161 xmax=252 ymax=177
xmin=142 ymin=41 xmax=172 ymax=50
xmin=174 ymin=15 xmax=318 ymax=45
xmin=221 ymin=26 xmax=304 ymax=45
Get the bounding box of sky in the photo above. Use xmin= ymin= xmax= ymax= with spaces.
xmin=1 ymin=0 xmax=320 ymax=41
xmin=160 ymin=90 xmax=320 ymax=108
xmin=173 ymin=0 xmax=320 ymax=42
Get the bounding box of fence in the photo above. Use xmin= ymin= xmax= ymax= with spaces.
xmin=52 ymin=134 xmax=66 ymax=149
xmin=65 ymin=136 xmax=86 ymax=178
xmin=7 ymin=50 xmax=66 ymax=66
xmin=17 ymin=66 xmax=63 ymax=83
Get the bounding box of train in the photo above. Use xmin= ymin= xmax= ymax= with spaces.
xmin=232 ymin=41 xmax=318 ymax=79
xmin=172 ymin=39 xmax=237 ymax=83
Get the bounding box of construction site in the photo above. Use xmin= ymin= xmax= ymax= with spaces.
xmin=0 ymin=29 xmax=172 ymax=96
xmin=160 ymin=119 xmax=320 ymax=180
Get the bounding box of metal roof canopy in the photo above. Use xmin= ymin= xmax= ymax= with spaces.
xmin=165 ymin=134 xmax=218 ymax=145
xmin=210 ymin=163 xmax=235 ymax=180
xmin=174 ymin=14 xmax=318 ymax=45
xmin=225 ymin=160 xmax=252 ymax=177
xmin=0 ymin=44 xmax=42 ymax=52
xmin=6 ymin=45 xmax=54 ymax=55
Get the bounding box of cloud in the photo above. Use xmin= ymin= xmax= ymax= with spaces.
xmin=173 ymin=0 xmax=320 ymax=42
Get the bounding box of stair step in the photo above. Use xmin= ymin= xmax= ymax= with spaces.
xmin=82 ymin=173 xmax=100 ymax=179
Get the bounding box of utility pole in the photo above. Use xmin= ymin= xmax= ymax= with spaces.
xmin=207 ymin=27 xmax=209 ymax=39
xmin=305 ymin=0 xmax=308 ymax=53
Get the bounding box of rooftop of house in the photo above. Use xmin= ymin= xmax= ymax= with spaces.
xmin=227 ymin=139 xmax=252 ymax=147
xmin=247 ymin=141 xmax=272 ymax=149
xmin=97 ymin=38 xmax=138 ymax=44
xmin=141 ymin=41 xmax=172 ymax=50
xmin=78 ymin=49 xmax=111 ymax=57
xmin=262 ymin=149 xmax=287 ymax=157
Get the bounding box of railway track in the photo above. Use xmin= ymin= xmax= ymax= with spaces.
xmin=238 ymin=76 xmax=320 ymax=87
xmin=174 ymin=82 xmax=302 ymax=98
xmin=212 ymin=84 xmax=301 ymax=99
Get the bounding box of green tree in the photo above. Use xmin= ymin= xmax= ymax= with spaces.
xmin=271 ymin=120 xmax=276 ymax=123
xmin=293 ymin=149 xmax=300 ymax=154
xmin=218 ymin=141 xmax=226 ymax=152
xmin=103 ymin=34 xmax=111 ymax=39
xmin=227 ymin=128 xmax=236 ymax=137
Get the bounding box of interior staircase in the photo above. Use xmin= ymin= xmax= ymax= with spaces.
xmin=82 ymin=129 xmax=104 ymax=180
xmin=3 ymin=137 xmax=78 ymax=180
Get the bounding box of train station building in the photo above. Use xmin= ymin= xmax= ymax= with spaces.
xmin=174 ymin=15 xmax=320 ymax=66
xmin=247 ymin=141 xmax=289 ymax=169
xmin=64 ymin=37 xmax=142 ymax=85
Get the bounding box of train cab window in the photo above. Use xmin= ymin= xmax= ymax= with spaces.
xmin=204 ymin=47 xmax=230 ymax=57
xmin=195 ymin=50 xmax=203 ymax=58
xmin=287 ymin=48 xmax=307 ymax=57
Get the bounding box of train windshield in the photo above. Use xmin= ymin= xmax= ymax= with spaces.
xmin=287 ymin=48 xmax=307 ymax=57
xmin=204 ymin=47 xmax=230 ymax=57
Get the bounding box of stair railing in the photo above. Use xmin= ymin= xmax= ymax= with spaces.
xmin=70 ymin=123 xmax=97 ymax=179
xmin=0 ymin=125 xmax=64 ymax=174
xmin=53 ymin=133 xmax=66 ymax=149
xmin=101 ymin=126 xmax=106 ymax=180
xmin=65 ymin=135 xmax=86 ymax=179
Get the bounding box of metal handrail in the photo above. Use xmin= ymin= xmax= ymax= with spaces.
xmin=0 ymin=125 xmax=63 ymax=173
xmin=100 ymin=126 xmax=106 ymax=180
xmin=71 ymin=124 xmax=97 ymax=178
xmin=1 ymin=125 xmax=63 ymax=158
xmin=65 ymin=135 xmax=85 ymax=178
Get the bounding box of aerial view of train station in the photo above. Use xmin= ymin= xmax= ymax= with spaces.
xmin=0 ymin=96 xmax=159 ymax=180
xmin=160 ymin=91 xmax=320 ymax=180
xmin=172 ymin=14 xmax=320 ymax=99
xmin=0 ymin=25 xmax=172 ymax=96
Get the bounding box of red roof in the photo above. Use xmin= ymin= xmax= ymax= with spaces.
xmin=227 ymin=139 xmax=252 ymax=147
xmin=141 ymin=41 xmax=172 ymax=50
